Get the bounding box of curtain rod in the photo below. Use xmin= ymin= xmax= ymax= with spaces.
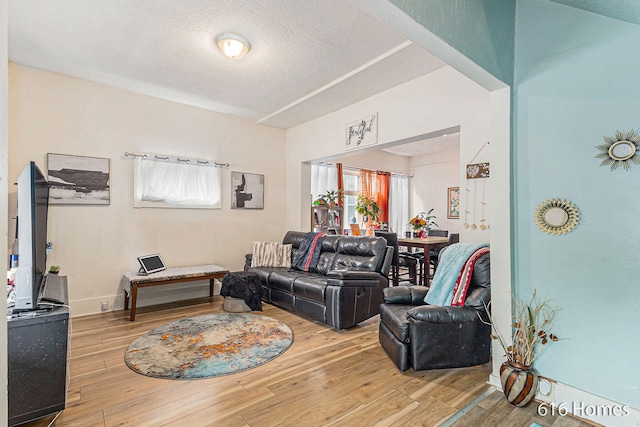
xmin=124 ymin=152 xmax=229 ymax=168
xmin=340 ymin=164 xmax=407 ymax=178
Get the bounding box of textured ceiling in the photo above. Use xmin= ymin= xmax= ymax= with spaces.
xmin=8 ymin=0 xmax=446 ymax=129
xmin=382 ymin=133 xmax=459 ymax=158
xmin=9 ymin=1 xmax=636 ymax=131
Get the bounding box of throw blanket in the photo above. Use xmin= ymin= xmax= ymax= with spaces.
xmin=292 ymin=232 xmax=325 ymax=272
xmin=220 ymin=272 xmax=263 ymax=311
xmin=425 ymin=243 xmax=489 ymax=306
xmin=451 ymin=247 xmax=490 ymax=306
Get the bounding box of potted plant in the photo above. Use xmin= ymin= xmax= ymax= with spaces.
xmin=312 ymin=195 xmax=327 ymax=206
xmin=323 ymin=189 xmax=344 ymax=207
xmin=409 ymin=209 xmax=438 ymax=237
xmin=355 ymin=194 xmax=380 ymax=235
xmin=355 ymin=194 xmax=380 ymax=223
xmin=49 ymin=265 xmax=60 ymax=274
xmin=484 ymin=291 xmax=561 ymax=407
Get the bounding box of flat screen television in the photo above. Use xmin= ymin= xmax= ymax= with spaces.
xmin=13 ymin=161 xmax=50 ymax=311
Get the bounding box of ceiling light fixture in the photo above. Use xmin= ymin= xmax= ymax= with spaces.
xmin=215 ymin=33 xmax=251 ymax=60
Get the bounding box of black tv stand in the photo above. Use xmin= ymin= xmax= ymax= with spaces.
xmin=8 ymin=276 xmax=70 ymax=426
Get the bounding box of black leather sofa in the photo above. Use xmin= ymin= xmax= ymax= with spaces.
xmin=245 ymin=231 xmax=393 ymax=330
xmin=378 ymin=252 xmax=491 ymax=371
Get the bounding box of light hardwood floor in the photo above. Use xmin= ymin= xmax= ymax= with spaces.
xmin=21 ymin=297 xmax=595 ymax=427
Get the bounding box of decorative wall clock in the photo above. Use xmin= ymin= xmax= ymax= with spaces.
xmin=595 ymin=130 xmax=640 ymax=171
xmin=533 ymin=198 xmax=580 ymax=235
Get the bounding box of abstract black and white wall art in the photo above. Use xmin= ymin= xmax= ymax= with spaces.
xmin=231 ymin=171 xmax=264 ymax=209
xmin=47 ymin=153 xmax=110 ymax=205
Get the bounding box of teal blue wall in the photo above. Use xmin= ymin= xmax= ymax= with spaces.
xmin=388 ymin=0 xmax=515 ymax=85
xmin=394 ymin=0 xmax=640 ymax=411
xmin=514 ymin=0 xmax=640 ymax=408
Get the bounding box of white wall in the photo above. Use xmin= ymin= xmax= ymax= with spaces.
xmin=1 ymin=0 xmax=9 ymax=424
xmin=8 ymin=64 xmax=286 ymax=316
xmin=331 ymin=149 xmax=410 ymax=175
xmin=285 ymin=66 xmax=491 ymax=244
xmin=409 ymin=149 xmax=460 ymax=233
xmin=488 ymin=87 xmax=512 ymax=386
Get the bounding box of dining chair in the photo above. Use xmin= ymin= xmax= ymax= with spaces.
xmin=429 ymin=233 xmax=459 ymax=275
xmin=428 ymin=229 xmax=449 ymax=238
xmin=410 ymin=229 xmax=449 ymax=285
xmin=375 ymin=231 xmax=416 ymax=286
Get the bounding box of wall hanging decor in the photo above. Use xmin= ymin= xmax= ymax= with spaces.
xmin=462 ymin=142 xmax=490 ymax=230
xmin=345 ymin=113 xmax=377 ymax=151
xmin=533 ymin=198 xmax=580 ymax=235
xmin=447 ymin=187 xmax=460 ymax=219
xmin=47 ymin=153 xmax=110 ymax=205
xmin=231 ymin=172 xmax=264 ymax=209
xmin=465 ymin=162 xmax=490 ymax=179
xmin=595 ymin=129 xmax=640 ymax=171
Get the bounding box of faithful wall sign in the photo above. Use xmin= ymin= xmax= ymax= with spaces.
xmin=345 ymin=113 xmax=377 ymax=151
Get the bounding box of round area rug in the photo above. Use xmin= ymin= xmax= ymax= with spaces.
xmin=124 ymin=313 xmax=293 ymax=379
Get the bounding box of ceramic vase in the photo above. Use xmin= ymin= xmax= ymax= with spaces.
xmin=500 ymin=361 xmax=539 ymax=407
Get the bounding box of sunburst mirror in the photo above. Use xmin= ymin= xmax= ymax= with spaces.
xmin=534 ymin=198 xmax=580 ymax=235
xmin=595 ymin=130 xmax=640 ymax=171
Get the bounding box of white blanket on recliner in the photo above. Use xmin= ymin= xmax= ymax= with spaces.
xmin=424 ymin=242 xmax=489 ymax=306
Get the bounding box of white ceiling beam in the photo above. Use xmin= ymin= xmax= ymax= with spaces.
xmin=257 ymin=40 xmax=413 ymax=125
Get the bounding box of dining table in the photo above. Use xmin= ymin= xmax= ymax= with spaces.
xmin=396 ymin=236 xmax=450 ymax=286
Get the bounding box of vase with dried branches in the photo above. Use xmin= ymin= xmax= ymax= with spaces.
xmin=484 ymin=291 xmax=561 ymax=407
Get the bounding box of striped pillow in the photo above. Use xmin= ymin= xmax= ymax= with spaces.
xmin=251 ymin=242 xmax=292 ymax=268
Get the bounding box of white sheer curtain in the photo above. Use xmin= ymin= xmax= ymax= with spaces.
xmin=134 ymin=157 xmax=222 ymax=208
xmin=310 ymin=163 xmax=338 ymax=199
xmin=389 ymin=174 xmax=409 ymax=236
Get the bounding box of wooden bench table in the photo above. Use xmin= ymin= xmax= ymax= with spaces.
xmin=120 ymin=264 xmax=229 ymax=321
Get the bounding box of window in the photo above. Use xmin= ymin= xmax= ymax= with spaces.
xmin=133 ymin=156 xmax=222 ymax=209
xmin=310 ymin=163 xmax=338 ymax=200
xmin=342 ymin=169 xmax=360 ymax=226
xmin=310 ymin=164 xmax=407 ymax=234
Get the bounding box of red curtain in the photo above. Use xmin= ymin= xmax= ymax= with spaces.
xmin=337 ymin=163 xmax=344 ymax=207
xmin=376 ymin=171 xmax=390 ymax=223
xmin=359 ymin=169 xmax=390 ymax=223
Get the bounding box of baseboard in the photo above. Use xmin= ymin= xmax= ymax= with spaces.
xmin=489 ymin=373 xmax=640 ymax=426
xmin=488 ymin=372 xmax=501 ymax=390
xmin=70 ymin=280 xmax=222 ymax=316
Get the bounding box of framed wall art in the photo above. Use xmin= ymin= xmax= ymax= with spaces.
xmin=447 ymin=187 xmax=460 ymax=219
xmin=345 ymin=113 xmax=377 ymax=151
xmin=47 ymin=153 xmax=110 ymax=205
xmin=231 ymin=171 xmax=264 ymax=209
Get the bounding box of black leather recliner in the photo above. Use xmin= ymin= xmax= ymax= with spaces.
xmin=245 ymin=231 xmax=393 ymax=330
xmin=378 ymin=252 xmax=491 ymax=371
